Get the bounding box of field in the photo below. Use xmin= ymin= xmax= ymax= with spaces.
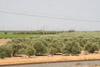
xmin=0 ymin=34 xmax=42 ymax=38
xmin=0 ymin=31 xmax=62 ymax=38
xmin=0 ymin=31 xmax=100 ymax=66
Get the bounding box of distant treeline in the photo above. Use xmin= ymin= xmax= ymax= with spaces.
xmin=13 ymin=31 xmax=64 ymax=34
xmin=0 ymin=30 xmax=75 ymax=35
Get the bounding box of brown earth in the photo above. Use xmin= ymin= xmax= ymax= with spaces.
xmin=0 ymin=54 xmax=100 ymax=66
xmin=0 ymin=39 xmax=11 ymax=46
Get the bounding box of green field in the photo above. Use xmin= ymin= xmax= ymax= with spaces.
xmin=0 ymin=31 xmax=59 ymax=38
xmin=0 ymin=31 xmax=100 ymax=38
xmin=0 ymin=34 xmax=42 ymax=38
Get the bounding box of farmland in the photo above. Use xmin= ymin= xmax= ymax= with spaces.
xmin=0 ymin=34 xmax=41 ymax=39
xmin=0 ymin=31 xmax=63 ymax=38
xmin=0 ymin=31 xmax=100 ymax=57
xmin=0 ymin=31 xmax=100 ymax=66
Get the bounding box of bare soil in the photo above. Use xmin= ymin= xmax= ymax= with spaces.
xmin=0 ymin=39 xmax=11 ymax=46
xmin=0 ymin=54 xmax=100 ymax=65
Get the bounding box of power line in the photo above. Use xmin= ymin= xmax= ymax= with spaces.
xmin=0 ymin=10 xmax=100 ymax=22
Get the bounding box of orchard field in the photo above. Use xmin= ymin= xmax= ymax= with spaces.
xmin=0 ymin=31 xmax=100 ymax=59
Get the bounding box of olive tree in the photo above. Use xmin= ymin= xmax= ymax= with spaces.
xmin=25 ymin=46 xmax=36 ymax=57
xmin=49 ymin=47 xmax=57 ymax=56
xmin=0 ymin=45 xmax=11 ymax=59
xmin=33 ymin=41 xmax=47 ymax=55
xmin=10 ymin=43 xmax=26 ymax=57
xmin=63 ymin=41 xmax=81 ymax=55
xmin=84 ymin=42 xmax=99 ymax=53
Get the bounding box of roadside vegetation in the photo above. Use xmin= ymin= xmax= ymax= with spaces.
xmin=0 ymin=31 xmax=100 ymax=59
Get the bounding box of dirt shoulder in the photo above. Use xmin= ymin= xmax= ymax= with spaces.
xmin=0 ymin=54 xmax=100 ymax=66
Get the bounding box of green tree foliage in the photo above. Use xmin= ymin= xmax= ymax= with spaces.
xmin=0 ymin=45 xmax=11 ymax=59
xmin=84 ymin=42 xmax=99 ymax=53
xmin=48 ymin=40 xmax=63 ymax=53
xmin=10 ymin=43 xmax=26 ymax=56
xmin=49 ymin=47 xmax=57 ymax=56
xmin=63 ymin=41 xmax=81 ymax=55
xmin=13 ymin=31 xmax=63 ymax=35
xmin=25 ymin=47 xmax=36 ymax=57
xmin=33 ymin=41 xmax=47 ymax=55
xmin=4 ymin=32 xmax=7 ymax=34
xmin=68 ymin=30 xmax=75 ymax=32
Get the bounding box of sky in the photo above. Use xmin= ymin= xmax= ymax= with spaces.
xmin=0 ymin=0 xmax=100 ymax=31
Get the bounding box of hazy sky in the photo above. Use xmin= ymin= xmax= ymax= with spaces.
xmin=0 ymin=0 xmax=100 ymax=31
